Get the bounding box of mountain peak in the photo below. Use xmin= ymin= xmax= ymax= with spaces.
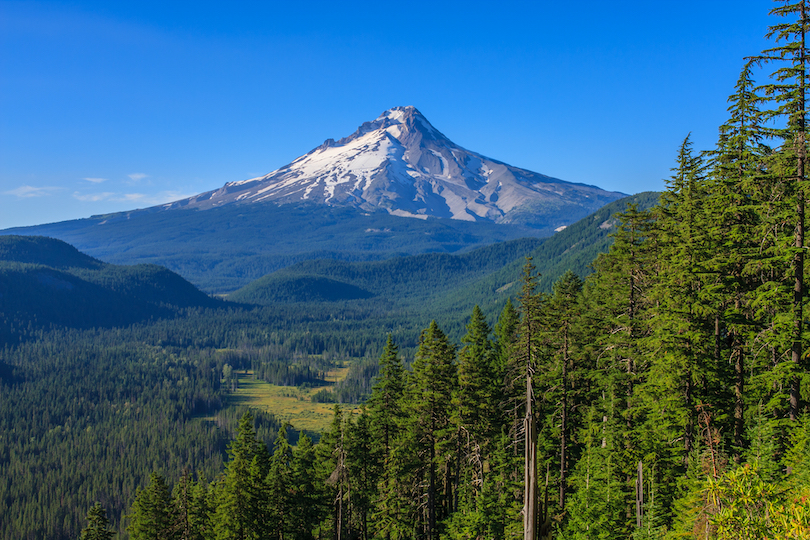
xmin=168 ymin=107 xmax=625 ymax=230
xmin=333 ymin=105 xmax=443 ymax=148
xmin=377 ymin=105 xmax=431 ymax=128
xmin=380 ymin=105 xmax=421 ymax=120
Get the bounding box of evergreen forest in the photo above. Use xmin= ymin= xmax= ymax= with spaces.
xmin=3 ymin=2 xmax=810 ymax=539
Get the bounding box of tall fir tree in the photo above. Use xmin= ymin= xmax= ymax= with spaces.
xmin=266 ymin=424 xmax=294 ymax=540
xmin=542 ymin=271 xmax=584 ymax=514
xmin=80 ymin=503 xmax=115 ymax=540
xmin=212 ymin=411 xmax=270 ymax=540
xmin=289 ymin=433 xmax=322 ymax=540
xmin=127 ymin=472 xmax=175 ymax=540
xmin=172 ymin=469 xmax=210 ymax=540
xmin=366 ymin=336 xmax=406 ymax=540
xmin=315 ymin=405 xmax=350 ymax=540
xmin=755 ymin=0 xmax=810 ymax=421
xmin=642 ymin=136 xmax=714 ymax=500
xmin=401 ymin=320 xmax=458 ymax=540
xmin=703 ymin=60 xmax=768 ymax=456
xmin=581 ymin=202 xmax=657 ymax=537
xmin=346 ymin=408 xmax=377 ymax=540
xmin=511 ymin=259 xmax=545 ymax=540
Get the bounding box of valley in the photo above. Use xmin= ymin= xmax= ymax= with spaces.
xmin=224 ymin=368 xmax=361 ymax=433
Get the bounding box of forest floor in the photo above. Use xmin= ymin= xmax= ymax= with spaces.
xmin=225 ymin=368 xmax=360 ymax=433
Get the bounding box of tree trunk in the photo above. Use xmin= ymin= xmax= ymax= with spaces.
xmin=635 ymin=460 xmax=643 ymax=529
xmin=733 ymin=332 xmax=745 ymax=456
xmin=524 ymin=371 xmax=537 ymax=540
xmin=559 ymin=325 xmax=568 ymax=511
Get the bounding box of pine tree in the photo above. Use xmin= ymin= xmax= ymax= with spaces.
xmin=346 ymin=408 xmax=376 ymax=540
xmin=213 ymin=411 xmax=270 ymax=540
xmin=172 ymin=469 xmax=210 ymax=540
xmin=127 ymin=472 xmax=175 ymax=540
xmin=539 ymin=271 xmax=584 ymax=513
xmin=704 ymin=60 xmax=768 ymax=456
xmin=458 ymin=304 xmax=496 ymax=496
xmin=447 ymin=305 xmax=499 ymax=540
xmin=578 ymin=203 xmax=656 ymax=538
xmin=561 ymin=403 xmax=626 ymax=539
xmin=755 ymin=0 xmax=810 ymax=421
xmin=365 ymin=335 xmax=405 ymax=540
xmin=642 ymin=136 xmax=714 ymax=483
xmin=266 ymin=425 xmax=293 ymax=540
xmin=80 ymin=503 xmax=115 ymax=540
xmin=289 ymin=433 xmax=322 ymax=540
xmin=315 ymin=405 xmax=349 ymax=540
xmin=401 ymin=320 xmax=458 ymax=540
xmin=493 ymin=298 xmax=520 ymax=391
xmin=367 ymin=335 xmax=404 ymax=476
xmin=479 ymin=428 xmax=523 ymax=540
xmin=512 ymin=259 xmax=544 ymax=540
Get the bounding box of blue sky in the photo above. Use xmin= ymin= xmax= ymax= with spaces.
xmin=0 ymin=0 xmax=775 ymax=229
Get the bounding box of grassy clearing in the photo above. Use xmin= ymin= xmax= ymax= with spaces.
xmin=225 ymin=369 xmax=360 ymax=433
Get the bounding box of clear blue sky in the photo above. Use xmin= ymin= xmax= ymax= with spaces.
xmin=0 ymin=0 xmax=776 ymax=229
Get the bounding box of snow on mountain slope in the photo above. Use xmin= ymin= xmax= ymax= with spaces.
xmin=166 ymin=106 xmax=625 ymax=229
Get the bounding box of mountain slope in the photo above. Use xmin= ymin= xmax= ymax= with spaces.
xmin=228 ymin=236 xmax=546 ymax=306
xmin=2 ymin=203 xmax=540 ymax=293
xmin=0 ymin=236 xmax=220 ymax=335
xmin=229 ymin=193 xmax=660 ymax=326
xmin=429 ymin=191 xmax=661 ymax=320
xmin=170 ymin=106 xmax=625 ymax=230
xmin=0 ymin=234 xmax=105 ymax=270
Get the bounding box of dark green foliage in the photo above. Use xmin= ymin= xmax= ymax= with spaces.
xmin=10 ymin=6 xmax=810 ymax=539
xmin=265 ymin=425 xmax=293 ymax=540
xmin=288 ymin=434 xmax=321 ymax=540
xmin=80 ymin=503 xmax=115 ymax=540
xmin=367 ymin=336 xmax=404 ymax=461
xmin=0 ymin=236 xmax=219 ymax=337
xmin=401 ymin=321 xmax=458 ymax=540
xmin=458 ymin=305 xmax=497 ymax=450
xmin=0 ymin=234 xmax=105 ymax=269
xmin=0 ymin=324 xmax=230 ymax=540
xmin=172 ymin=469 xmax=211 ymax=540
xmin=229 ymin=274 xmax=374 ymax=303
xmin=753 ymin=0 xmax=810 ymax=424
xmin=0 ymin=307 xmax=311 ymax=540
xmin=127 ymin=472 xmax=174 ymax=540
xmin=212 ymin=411 xmax=270 ymax=540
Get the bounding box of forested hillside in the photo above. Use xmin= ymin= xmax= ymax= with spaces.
xmin=0 ymin=236 xmax=220 ymax=342
xmin=229 ymin=192 xmax=659 ymax=341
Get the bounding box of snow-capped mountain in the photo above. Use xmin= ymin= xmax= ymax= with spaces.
xmin=166 ymin=106 xmax=624 ymax=229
